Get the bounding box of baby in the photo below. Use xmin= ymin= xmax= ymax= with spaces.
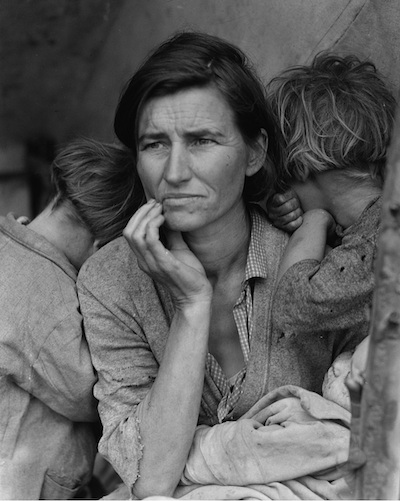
xmin=322 ymin=336 xmax=369 ymax=411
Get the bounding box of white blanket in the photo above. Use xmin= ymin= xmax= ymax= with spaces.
xmin=104 ymin=385 xmax=354 ymax=499
xmin=176 ymin=385 xmax=353 ymax=499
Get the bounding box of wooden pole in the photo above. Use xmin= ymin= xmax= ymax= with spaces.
xmin=354 ymin=101 xmax=400 ymax=499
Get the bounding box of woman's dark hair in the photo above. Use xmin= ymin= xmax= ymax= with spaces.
xmin=114 ymin=31 xmax=282 ymax=202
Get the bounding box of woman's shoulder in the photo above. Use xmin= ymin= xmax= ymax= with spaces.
xmin=78 ymin=236 xmax=148 ymax=290
xmin=251 ymin=204 xmax=290 ymax=253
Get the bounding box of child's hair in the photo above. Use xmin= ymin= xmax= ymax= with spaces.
xmin=51 ymin=137 xmax=144 ymax=247
xmin=267 ymin=53 xmax=396 ymax=189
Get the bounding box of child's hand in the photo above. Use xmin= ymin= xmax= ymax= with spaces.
xmin=266 ymin=189 xmax=303 ymax=233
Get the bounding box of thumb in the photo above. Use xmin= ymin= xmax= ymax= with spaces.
xmin=164 ymin=229 xmax=187 ymax=251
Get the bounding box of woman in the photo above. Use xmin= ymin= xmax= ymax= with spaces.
xmin=77 ymin=32 xmax=364 ymax=499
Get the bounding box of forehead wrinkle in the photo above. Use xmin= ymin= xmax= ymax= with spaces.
xmin=139 ymin=89 xmax=235 ymax=139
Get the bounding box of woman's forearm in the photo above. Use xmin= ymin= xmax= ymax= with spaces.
xmin=131 ymin=299 xmax=211 ymax=499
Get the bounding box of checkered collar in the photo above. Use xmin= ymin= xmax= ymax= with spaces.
xmin=244 ymin=205 xmax=269 ymax=282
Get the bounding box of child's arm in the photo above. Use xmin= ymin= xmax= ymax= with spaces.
xmin=266 ymin=189 xmax=303 ymax=233
xmin=272 ymin=204 xmax=376 ymax=339
xmin=277 ymin=209 xmax=336 ymax=283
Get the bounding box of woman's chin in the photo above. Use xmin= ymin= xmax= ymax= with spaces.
xmin=163 ymin=212 xmax=202 ymax=233
xmin=163 ymin=220 xmax=197 ymax=233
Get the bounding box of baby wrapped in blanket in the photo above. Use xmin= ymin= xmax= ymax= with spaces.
xmin=175 ymin=338 xmax=368 ymax=500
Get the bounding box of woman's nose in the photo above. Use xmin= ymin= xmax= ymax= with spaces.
xmin=163 ymin=144 xmax=191 ymax=184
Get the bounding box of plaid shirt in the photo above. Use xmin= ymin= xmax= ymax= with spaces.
xmin=206 ymin=208 xmax=268 ymax=422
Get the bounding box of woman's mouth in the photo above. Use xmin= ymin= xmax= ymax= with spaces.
xmin=162 ymin=195 xmax=201 ymax=207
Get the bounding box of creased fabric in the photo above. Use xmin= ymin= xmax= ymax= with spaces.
xmin=77 ymin=205 xmax=363 ymax=494
xmin=272 ymin=197 xmax=381 ymax=340
xmin=178 ymin=385 xmax=351 ymax=500
xmin=0 ymin=214 xmax=98 ymax=499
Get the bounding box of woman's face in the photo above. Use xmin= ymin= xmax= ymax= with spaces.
xmin=136 ymin=86 xmax=263 ymax=233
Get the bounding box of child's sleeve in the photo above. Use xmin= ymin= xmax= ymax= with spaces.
xmin=273 ymin=232 xmax=375 ymax=337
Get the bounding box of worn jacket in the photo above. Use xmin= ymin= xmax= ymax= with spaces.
xmin=77 ymin=206 xmax=364 ymax=492
xmin=273 ymin=197 xmax=381 ymax=340
xmin=0 ymin=214 xmax=98 ymax=500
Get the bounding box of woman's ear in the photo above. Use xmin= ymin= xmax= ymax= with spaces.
xmin=245 ymin=129 xmax=268 ymax=177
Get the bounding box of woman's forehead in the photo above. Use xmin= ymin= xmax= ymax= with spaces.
xmin=138 ymin=86 xmax=236 ymax=135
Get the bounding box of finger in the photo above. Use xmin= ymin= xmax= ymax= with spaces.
xmin=269 ymin=203 xmax=302 ymax=222
xmin=278 ymin=207 xmax=303 ymax=223
xmin=124 ymin=200 xmax=156 ymax=235
xmin=137 ymin=214 xmax=170 ymax=263
xmin=251 ymin=406 xmax=276 ymax=423
xmin=124 ymin=204 xmax=165 ymax=268
xmin=283 ymin=188 xmax=299 ymax=200
xmin=124 ymin=199 xmax=158 ymax=236
xmin=270 ymin=189 xmax=299 ymax=207
xmin=266 ymin=410 xmax=287 ymax=425
xmin=124 ymin=202 xmax=163 ymax=245
xmin=144 ymin=214 xmax=166 ymax=246
xmin=269 ymin=214 xmax=303 ymax=232
xmin=135 ymin=231 xmax=177 ymax=279
xmin=282 ymin=199 xmax=302 ymax=215
xmin=143 ymin=217 xmax=183 ymax=268
xmin=281 ymin=215 xmax=303 ymax=232
xmin=253 ymin=400 xmax=285 ymax=423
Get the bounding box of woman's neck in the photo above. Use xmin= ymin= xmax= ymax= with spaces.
xmin=183 ymin=203 xmax=251 ymax=286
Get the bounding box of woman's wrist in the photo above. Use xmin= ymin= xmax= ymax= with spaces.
xmin=174 ymin=294 xmax=212 ymax=318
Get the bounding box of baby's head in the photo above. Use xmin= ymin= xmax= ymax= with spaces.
xmin=322 ymin=351 xmax=352 ymax=411
xmin=322 ymin=337 xmax=370 ymax=410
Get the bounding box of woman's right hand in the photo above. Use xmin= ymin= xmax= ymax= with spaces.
xmin=123 ymin=200 xmax=213 ymax=498
xmin=123 ymin=199 xmax=212 ymax=306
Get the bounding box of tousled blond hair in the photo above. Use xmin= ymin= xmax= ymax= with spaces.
xmin=267 ymin=53 xmax=396 ymax=191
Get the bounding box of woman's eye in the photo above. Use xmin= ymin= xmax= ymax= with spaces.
xmin=193 ymin=138 xmax=214 ymax=146
xmin=143 ymin=142 xmax=163 ymax=150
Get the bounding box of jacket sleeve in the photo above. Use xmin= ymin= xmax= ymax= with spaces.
xmin=32 ymin=313 xmax=98 ymax=422
xmin=6 ymin=306 xmax=98 ymax=423
xmin=77 ymin=258 xmax=160 ymax=490
xmin=272 ymin=231 xmax=376 ymax=337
